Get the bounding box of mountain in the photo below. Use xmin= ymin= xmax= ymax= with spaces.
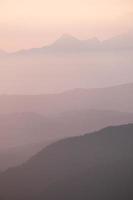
xmin=50 ymin=34 xmax=100 ymax=52
xmin=0 ymin=142 xmax=49 ymax=172
xmin=103 ymin=31 xmax=133 ymax=50
xmin=0 ymin=32 xmax=133 ymax=94
xmin=0 ymin=83 xmax=133 ymax=115
xmin=0 ymin=112 xmax=53 ymax=149
xmin=0 ymin=123 xmax=133 ymax=200
xmin=1 ymin=109 xmax=133 ymax=170
xmin=13 ymin=32 xmax=133 ymax=55
xmin=52 ymin=34 xmax=82 ymax=49
xmin=14 ymin=34 xmax=101 ymax=55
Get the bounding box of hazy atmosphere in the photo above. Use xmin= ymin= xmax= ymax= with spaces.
xmin=0 ymin=1 xmax=133 ymax=200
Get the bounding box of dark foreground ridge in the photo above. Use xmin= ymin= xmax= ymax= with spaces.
xmin=0 ymin=123 xmax=133 ymax=200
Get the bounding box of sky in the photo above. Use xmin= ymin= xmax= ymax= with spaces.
xmin=0 ymin=0 xmax=133 ymax=52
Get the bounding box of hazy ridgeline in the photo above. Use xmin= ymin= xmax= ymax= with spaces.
xmin=0 ymin=31 xmax=133 ymax=200
xmin=0 ymin=32 xmax=133 ymax=94
xmin=0 ymin=124 xmax=133 ymax=200
xmin=0 ymin=0 xmax=133 ymax=198
xmin=0 ymin=82 xmax=133 ymax=170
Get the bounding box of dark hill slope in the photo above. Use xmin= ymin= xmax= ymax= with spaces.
xmin=1 ymin=109 xmax=133 ymax=171
xmin=0 ymin=124 xmax=133 ymax=200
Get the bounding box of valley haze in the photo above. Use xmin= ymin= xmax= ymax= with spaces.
xmin=0 ymin=0 xmax=133 ymax=199
xmin=0 ymin=32 xmax=133 ymax=94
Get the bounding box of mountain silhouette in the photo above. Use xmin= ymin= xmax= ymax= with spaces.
xmin=0 ymin=83 xmax=133 ymax=115
xmin=11 ymin=31 xmax=133 ymax=55
xmin=1 ymin=109 xmax=133 ymax=170
xmin=0 ymin=32 xmax=133 ymax=94
xmin=51 ymin=34 xmax=100 ymax=51
xmin=14 ymin=34 xmax=101 ymax=55
xmin=0 ymin=124 xmax=133 ymax=200
xmin=103 ymin=31 xmax=133 ymax=50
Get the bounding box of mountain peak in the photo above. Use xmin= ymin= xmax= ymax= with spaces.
xmin=59 ymin=33 xmax=79 ymax=40
xmin=54 ymin=34 xmax=80 ymax=46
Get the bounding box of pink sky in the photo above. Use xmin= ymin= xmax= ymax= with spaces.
xmin=0 ymin=0 xmax=133 ymax=52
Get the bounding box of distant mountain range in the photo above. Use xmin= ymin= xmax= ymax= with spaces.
xmin=0 ymin=123 xmax=133 ymax=200
xmin=12 ymin=31 xmax=133 ymax=54
xmin=102 ymin=31 xmax=133 ymax=50
xmin=16 ymin=34 xmax=101 ymax=55
xmin=0 ymin=31 xmax=132 ymax=200
xmin=0 ymin=83 xmax=133 ymax=115
xmin=0 ymin=31 xmax=133 ymax=56
xmin=0 ymin=83 xmax=133 ymax=170
xmin=0 ymin=32 xmax=133 ymax=94
xmin=0 ymin=109 xmax=133 ymax=170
